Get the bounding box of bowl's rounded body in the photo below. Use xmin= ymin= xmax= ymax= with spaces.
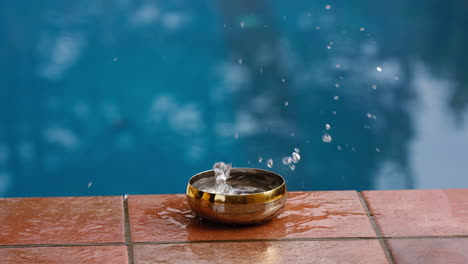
xmin=186 ymin=168 xmax=287 ymax=225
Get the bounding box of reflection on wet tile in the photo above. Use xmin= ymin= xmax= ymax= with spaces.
xmin=388 ymin=238 xmax=468 ymax=264
xmin=0 ymin=196 xmax=125 ymax=245
xmin=0 ymin=245 xmax=128 ymax=264
xmin=128 ymin=191 xmax=376 ymax=242
xmin=134 ymin=240 xmax=388 ymax=264
xmin=363 ymin=189 xmax=468 ymax=236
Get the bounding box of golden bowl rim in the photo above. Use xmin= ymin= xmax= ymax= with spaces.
xmin=186 ymin=167 xmax=287 ymax=205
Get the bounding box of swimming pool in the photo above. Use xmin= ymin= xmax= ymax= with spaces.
xmin=1 ymin=0 xmax=468 ymax=197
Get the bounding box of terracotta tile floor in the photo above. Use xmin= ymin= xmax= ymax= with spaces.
xmin=0 ymin=246 xmax=128 ymax=264
xmin=388 ymin=238 xmax=468 ymax=264
xmin=363 ymin=189 xmax=468 ymax=237
xmin=0 ymin=196 xmax=125 ymax=245
xmin=0 ymin=189 xmax=467 ymax=263
xmin=133 ymin=240 xmax=388 ymax=264
xmin=127 ymin=191 xmax=376 ymax=242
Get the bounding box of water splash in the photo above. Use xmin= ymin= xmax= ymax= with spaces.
xmin=213 ymin=162 xmax=232 ymax=194
xmin=193 ymin=162 xmax=270 ymax=195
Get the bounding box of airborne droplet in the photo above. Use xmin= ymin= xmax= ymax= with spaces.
xmin=292 ymin=152 xmax=301 ymax=163
xmin=322 ymin=133 xmax=332 ymax=143
xmin=258 ymin=156 xmax=263 ymax=163
xmin=267 ymin=158 xmax=273 ymax=168
xmin=282 ymin=156 xmax=292 ymax=165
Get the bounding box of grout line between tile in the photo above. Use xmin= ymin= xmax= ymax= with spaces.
xmin=0 ymin=243 xmax=125 ymax=248
xmin=2 ymin=235 xmax=468 ymax=249
xmin=123 ymin=197 xmax=135 ymax=264
xmin=357 ymin=192 xmax=396 ymax=264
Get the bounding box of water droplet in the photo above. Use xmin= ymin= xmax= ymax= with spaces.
xmin=113 ymin=58 xmax=118 ymax=61
xmin=292 ymin=152 xmax=301 ymax=163
xmin=336 ymin=64 xmax=341 ymax=69
xmin=238 ymin=58 xmax=243 ymax=64
xmin=281 ymin=78 xmax=286 ymax=83
xmin=282 ymin=156 xmax=292 ymax=165
xmin=371 ymin=84 xmax=377 ymax=90
xmin=124 ymin=194 xmax=128 ymax=200
xmin=335 ymin=83 xmax=340 ymax=87
xmin=234 ymin=132 xmax=239 ymax=139
xmin=376 ymin=147 xmax=381 ymax=152
xmin=360 ymin=27 xmax=366 ymax=31
xmin=325 ymin=124 xmax=331 ymax=130
xmin=267 ymin=158 xmax=273 ymax=168
xmin=284 ymin=101 xmax=289 ymax=106
xmin=337 ymin=145 xmax=342 ymax=150
xmin=87 ymin=181 xmax=92 ymax=188
xmin=294 ymin=147 xmax=300 ymax=153
xmin=290 ymin=132 xmax=295 ymax=137
xmin=247 ymin=160 xmax=251 ymax=164
xmin=332 ymin=111 xmax=337 ymax=115
xmin=376 ymin=66 xmax=383 ymax=72
xmin=367 ymin=113 xmax=377 ymax=119
xmin=334 ymin=96 xmax=339 ymax=100
xmin=258 ymin=156 xmax=263 ymax=163
xmin=327 ymin=45 xmax=332 ymax=49
xmin=289 ymin=164 xmax=296 ymax=171
xmin=325 ymin=5 xmax=331 ymax=9
xmin=223 ymin=24 xmax=227 ymax=28
xmin=240 ymin=21 xmax=245 ymax=28
xmin=394 ymin=76 xmax=400 ymax=80
xmin=329 ymin=41 xmax=334 ymax=45
xmin=259 ymin=67 xmax=263 ymax=73
xmin=352 ymin=147 xmax=356 ymax=152
xmin=315 ymin=26 xmax=321 ymax=30
xmin=322 ymin=133 xmax=332 ymax=143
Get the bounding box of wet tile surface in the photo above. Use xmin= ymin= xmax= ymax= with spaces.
xmin=128 ymin=191 xmax=376 ymax=242
xmin=134 ymin=240 xmax=388 ymax=264
xmin=0 ymin=196 xmax=125 ymax=245
xmin=363 ymin=189 xmax=468 ymax=236
xmin=388 ymin=238 xmax=468 ymax=264
xmin=0 ymin=245 xmax=128 ymax=264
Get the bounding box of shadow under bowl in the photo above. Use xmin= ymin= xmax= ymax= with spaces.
xmin=186 ymin=168 xmax=287 ymax=225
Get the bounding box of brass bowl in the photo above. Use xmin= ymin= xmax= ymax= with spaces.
xmin=186 ymin=168 xmax=287 ymax=225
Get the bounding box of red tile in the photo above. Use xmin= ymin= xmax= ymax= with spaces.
xmin=388 ymin=238 xmax=468 ymax=264
xmin=128 ymin=191 xmax=376 ymax=242
xmin=0 ymin=245 xmax=128 ymax=264
xmin=363 ymin=189 xmax=468 ymax=237
xmin=134 ymin=240 xmax=388 ymax=264
xmin=0 ymin=196 xmax=125 ymax=245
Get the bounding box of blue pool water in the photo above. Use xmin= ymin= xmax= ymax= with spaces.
xmin=1 ymin=0 xmax=468 ymax=197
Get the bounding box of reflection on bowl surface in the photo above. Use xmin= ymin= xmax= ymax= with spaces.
xmin=187 ymin=168 xmax=287 ymax=225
